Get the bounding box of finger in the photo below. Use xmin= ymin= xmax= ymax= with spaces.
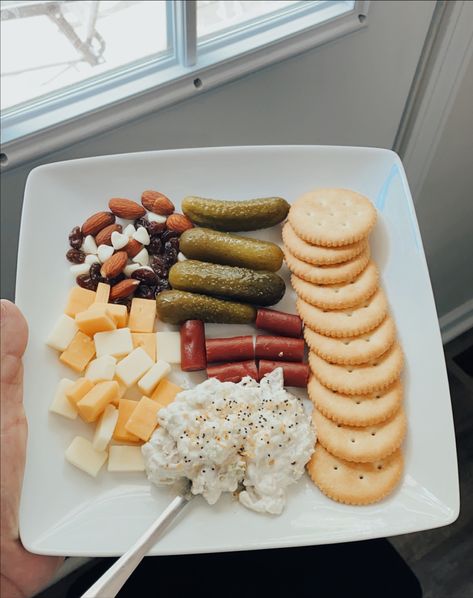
xmin=1 ymin=300 xmax=28 ymax=399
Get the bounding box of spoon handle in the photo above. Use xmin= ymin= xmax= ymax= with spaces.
xmin=81 ymin=494 xmax=189 ymax=598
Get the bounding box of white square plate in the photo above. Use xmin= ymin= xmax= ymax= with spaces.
xmin=17 ymin=146 xmax=459 ymax=556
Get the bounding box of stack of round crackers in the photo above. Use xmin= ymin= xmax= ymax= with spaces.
xmin=284 ymin=188 xmax=406 ymax=505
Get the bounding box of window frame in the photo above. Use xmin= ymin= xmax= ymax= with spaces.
xmin=0 ymin=0 xmax=369 ymax=170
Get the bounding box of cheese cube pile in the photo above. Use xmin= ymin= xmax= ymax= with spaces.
xmin=47 ymin=285 xmax=183 ymax=478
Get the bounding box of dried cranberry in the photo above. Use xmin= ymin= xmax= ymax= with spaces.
xmin=147 ymin=221 xmax=166 ymax=236
xmin=162 ymin=229 xmax=179 ymax=243
xmin=168 ymin=236 xmax=179 ymax=250
xmin=156 ymin=279 xmax=171 ymax=293
xmin=135 ymin=284 xmax=157 ymax=299
xmin=89 ymin=262 xmax=104 ymax=283
xmin=134 ymin=217 xmax=151 ymax=232
xmin=131 ymin=268 xmax=159 ymax=285
xmin=164 ymin=244 xmax=178 ymax=266
xmin=76 ymin=274 xmax=97 ymax=291
xmin=66 ymin=248 xmax=86 ymax=264
xmin=69 ymin=226 xmax=83 ymax=249
xmin=150 ymin=255 xmax=166 ymax=276
xmin=147 ymin=237 xmax=162 ymax=255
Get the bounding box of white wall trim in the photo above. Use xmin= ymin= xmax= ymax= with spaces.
xmin=440 ymin=298 xmax=473 ymax=345
xmin=401 ymin=0 xmax=473 ymax=199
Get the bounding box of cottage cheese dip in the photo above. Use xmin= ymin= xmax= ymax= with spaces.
xmin=142 ymin=368 xmax=315 ymax=515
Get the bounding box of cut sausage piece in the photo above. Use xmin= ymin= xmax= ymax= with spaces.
xmin=258 ymin=360 xmax=309 ymax=387
xmin=180 ymin=320 xmax=207 ymax=371
xmin=207 ymin=360 xmax=258 ymax=383
xmin=206 ymin=335 xmax=254 ymax=363
xmin=255 ymin=335 xmax=305 ymax=362
xmin=256 ymin=308 xmax=302 ymax=338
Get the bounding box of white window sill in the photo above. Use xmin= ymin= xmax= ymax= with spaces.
xmin=0 ymin=1 xmax=369 ymax=171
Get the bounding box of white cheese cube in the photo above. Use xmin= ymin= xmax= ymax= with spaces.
xmin=156 ymin=331 xmax=181 ymax=364
xmin=65 ymin=436 xmax=107 ymax=477
xmin=115 ymin=347 xmax=154 ymax=387
xmin=46 ymin=314 xmax=78 ymax=351
xmin=86 ymin=355 xmax=117 ymax=382
xmin=108 ymin=446 xmax=145 ymax=472
xmin=49 ymin=378 xmax=77 ymax=419
xmin=94 ymin=328 xmax=133 ymax=358
xmin=138 ymin=360 xmax=171 ymax=396
xmin=93 ymin=405 xmax=119 ymax=451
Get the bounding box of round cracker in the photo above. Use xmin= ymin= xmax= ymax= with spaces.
xmin=304 ymin=316 xmax=396 ymax=365
xmin=308 ymin=376 xmax=403 ymax=426
xmin=285 ymin=246 xmax=370 ymax=285
xmin=282 ymin=222 xmax=367 ymax=265
xmin=289 ymin=188 xmax=377 ymax=247
xmin=297 ymin=287 xmax=388 ymax=338
xmin=291 ymin=261 xmax=379 ymax=310
xmin=307 ymin=444 xmax=403 ymax=505
xmin=309 ymin=342 xmax=403 ymax=395
xmin=312 ymin=406 xmax=406 ymax=463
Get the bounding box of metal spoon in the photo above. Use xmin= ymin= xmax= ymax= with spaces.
xmin=81 ymin=482 xmax=192 ymax=598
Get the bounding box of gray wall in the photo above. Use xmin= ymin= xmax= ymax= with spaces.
xmin=414 ymin=52 xmax=473 ymax=317
xmin=1 ymin=1 xmax=435 ymax=300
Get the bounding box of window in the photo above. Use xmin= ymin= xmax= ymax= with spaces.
xmin=1 ymin=0 xmax=367 ymax=169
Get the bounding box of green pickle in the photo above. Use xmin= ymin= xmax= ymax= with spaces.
xmin=179 ymin=228 xmax=284 ymax=271
xmin=169 ymin=260 xmax=285 ymax=306
xmin=182 ymin=196 xmax=290 ymax=231
xmin=155 ymin=290 xmax=256 ymax=325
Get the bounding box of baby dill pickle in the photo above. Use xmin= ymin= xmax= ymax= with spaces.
xmin=155 ymin=290 xmax=256 ymax=324
xmin=169 ymin=260 xmax=285 ymax=306
xmin=182 ymin=196 xmax=289 ymax=231
xmin=179 ymin=228 xmax=284 ymax=271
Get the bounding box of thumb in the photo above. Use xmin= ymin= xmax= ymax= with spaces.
xmin=1 ymin=300 xmax=29 ymax=400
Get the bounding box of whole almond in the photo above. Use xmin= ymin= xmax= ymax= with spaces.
xmin=125 ymin=238 xmax=143 ymax=258
xmin=95 ymin=223 xmax=123 ymax=246
xmin=109 ymin=198 xmax=146 ymax=219
xmin=82 ymin=212 xmax=115 ymax=236
xmin=100 ymin=251 xmax=128 ymax=278
xmin=141 ymin=190 xmax=175 ymax=215
xmin=110 ymin=278 xmax=140 ymax=300
xmin=166 ymin=213 xmax=193 ymax=233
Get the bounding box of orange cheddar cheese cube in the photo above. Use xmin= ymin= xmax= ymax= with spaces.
xmin=59 ymin=331 xmax=95 ymax=373
xmin=113 ymin=399 xmax=141 ymax=443
xmin=75 ymin=308 xmax=116 ymax=336
xmin=125 ymin=396 xmax=163 ymax=441
xmin=66 ymin=377 xmax=94 ymax=405
xmin=77 ymin=380 xmax=119 ymax=423
xmin=150 ymin=378 xmax=182 ymax=406
xmin=105 ymin=304 xmax=128 ymax=328
xmin=132 ymin=333 xmax=156 ymax=361
xmin=64 ymin=287 xmax=96 ymax=318
xmin=128 ymin=298 xmax=156 ymax=333
xmin=94 ymin=282 xmax=110 ymax=304
xmin=84 ymin=303 xmax=128 ymax=328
